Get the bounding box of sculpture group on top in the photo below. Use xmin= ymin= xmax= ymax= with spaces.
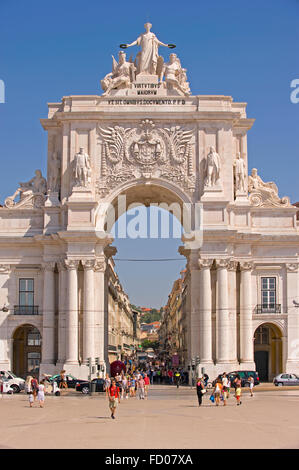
xmin=100 ymin=23 xmax=190 ymax=96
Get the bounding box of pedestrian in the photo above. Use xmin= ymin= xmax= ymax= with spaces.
xmin=213 ymin=378 xmax=223 ymax=406
xmin=248 ymin=375 xmax=254 ymax=397
xmin=174 ymin=370 xmax=181 ymax=388
xmin=105 ymin=373 xmax=111 ymax=397
xmin=144 ymin=373 xmax=150 ymax=399
xmin=28 ymin=390 xmax=34 ymax=408
xmin=130 ymin=375 xmax=136 ymax=397
xmin=234 ymin=374 xmax=242 ymax=405
xmin=196 ymin=377 xmax=205 ymax=406
xmin=138 ymin=375 xmax=145 ymax=399
xmin=121 ymin=375 xmax=128 ymax=400
xmin=25 ymin=375 xmax=33 ymax=394
xmin=59 ymin=370 xmax=67 ymax=390
xmin=222 ymin=372 xmax=229 ymax=406
xmin=37 ymin=379 xmax=45 ymax=408
xmin=108 ymin=378 xmax=121 ymax=419
xmin=203 ymin=373 xmax=209 ymax=388
xmin=31 ymin=375 xmax=39 ymax=402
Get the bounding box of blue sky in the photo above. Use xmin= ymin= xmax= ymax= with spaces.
xmin=0 ymin=0 xmax=298 ymax=308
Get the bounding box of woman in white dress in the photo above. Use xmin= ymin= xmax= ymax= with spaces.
xmin=37 ymin=379 xmax=45 ymax=408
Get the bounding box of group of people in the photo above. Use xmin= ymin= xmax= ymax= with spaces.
xmin=196 ymin=373 xmax=255 ymax=407
xmin=105 ymin=370 xmax=151 ymax=419
xmin=24 ymin=375 xmax=46 ymax=408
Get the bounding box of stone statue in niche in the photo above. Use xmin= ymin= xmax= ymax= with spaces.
xmin=123 ymin=22 xmax=172 ymax=76
xmin=161 ymin=53 xmax=190 ymax=96
xmin=233 ymin=152 xmax=246 ymax=193
xmin=248 ymin=168 xmax=290 ymax=207
xmin=204 ymin=146 xmax=221 ymax=187
xmin=48 ymin=151 xmax=61 ymax=193
xmin=73 ymin=147 xmax=91 ymax=187
xmin=4 ymin=169 xmax=47 ymax=208
xmin=101 ymin=51 xmax=136 ymax=96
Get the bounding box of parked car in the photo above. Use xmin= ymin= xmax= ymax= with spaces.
xmin=0 ymin=378 xmax=14 ymax=394
xmin=75 ymin=378 xmax=106 ymax=394
xmin=48 ymin=374 xmax=87 ymax=389
xmin=273 ymin=373 xmax=299 ymax=386
xmin=227 ymin=371 xmax=260 ymax=387
xmin=0 ymin=370 xmax=25 ymax=393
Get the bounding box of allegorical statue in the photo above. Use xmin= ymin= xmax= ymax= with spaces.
xmin=122 ymin=22 xmax=173 ymax=76
xmin=233 ymin=152 xmax=246 ymax=193
xmin=48 ymin=151 xmax=61 ymax=192
xmin=161 ymin=53 xmax=190 ymax=96
xmin=101 ymin=51 xmax=136 ymax=96
xmin=73 ymin=147 xmax=91 ymax=187
xmin=248 ymin=168 xmax=290 ymax=207
xmin=4 ymin=169 xmax=47 ymax=208
xmin=204 ymin=146 xmax=221 ymax=187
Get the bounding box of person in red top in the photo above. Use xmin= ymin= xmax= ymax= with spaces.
xmin=108 ymin=379 xmax=121 ymax=419
xmin=144 ymin=374 xmax=150 ymax=399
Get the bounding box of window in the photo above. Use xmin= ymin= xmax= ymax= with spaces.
xmin=255 ymin=326 xmax=269 ymax=345
xmin=261 ymin=277 xmax=276 ymax=310
xmin=19 ymin=279 xmax=34 ymax=306
xmin=27 ymin=352 xmax=40 ymax=373
xmin=27 ymin=327 xmax=41 ymax=346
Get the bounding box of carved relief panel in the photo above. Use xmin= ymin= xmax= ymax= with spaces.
xmin=96 ymin=119 xmax=196 ymax=198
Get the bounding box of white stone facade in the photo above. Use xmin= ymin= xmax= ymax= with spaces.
xmin=0 ymin=25 xmax=299 ymax=380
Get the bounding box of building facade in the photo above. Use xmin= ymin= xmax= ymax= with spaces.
xmin=0 ymin=24 xmax=299 ymax=381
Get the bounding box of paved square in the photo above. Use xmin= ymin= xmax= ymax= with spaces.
xmin=0 ymin=386 xmax=299 ymax=449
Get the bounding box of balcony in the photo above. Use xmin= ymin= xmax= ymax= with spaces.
xmin=14 ymin=305 xmax=39 ymax=315
xmin=255 ymin=304 xmax=281 ymax=314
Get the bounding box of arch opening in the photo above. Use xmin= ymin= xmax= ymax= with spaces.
xmin=12 ymin=324 xmax=42 ymax=378
xmin=254 ymin=322 xmax=283 ymax=382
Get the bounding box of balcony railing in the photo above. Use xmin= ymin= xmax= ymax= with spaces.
xmin=14 ymin=305 xmax=39 ymax=315
xmin=255 ymin=304 xmax=281 ymax=314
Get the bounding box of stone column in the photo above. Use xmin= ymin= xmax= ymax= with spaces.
xmin=82 ymin=259 xmax=96 ymax=364
xmin=41 ymin=262 xmax=56 ymax=365
xmin=94 ymin=258 xmax=107 ymax=369
xmin=189 ymin=250 xmax=201 ymax=360
xmin=57 ymin=260 xmax=67 ymax=364
xmin=228 ymin=260 xmax=238 ymax=363
xmin=286 ymin=263 xmax=299 ymax=373
xmin=240 ymin=261 xmax=254 ymax=364
xmin=216 ymin=260 xmax=230 ymax=363
xmin=65 ymin=259 xmax=79 ymax=364
xmin=198 ymin=259 xmax=213 ymax=363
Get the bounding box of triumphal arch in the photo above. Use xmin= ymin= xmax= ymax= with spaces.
xmin=1 ymin=23 xmax=299 ymax=380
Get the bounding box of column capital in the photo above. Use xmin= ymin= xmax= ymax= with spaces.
xmin=215 ymin=259 xmax=230 ymax=270
xmin=82 ymin=259 xmax=96 ymax=270
xmin=227 ymin=260 xmax=238 ymax=272
xmin=198 ymin=258 xmax=213 ymax=269
xmin=41 ymin=261 xmax=56 ymax=271
xmin=95 ymin=258 xmax=106 ymax=272
xmin=239 ymin=261 xmax=254 ymax=271
xmin=57 ymin=259 xmax=67 ymax=272
xmin=286 ymin=263 xmax=299 ymax=273
xmin=65 ymin=259 xmax=80 ymax=270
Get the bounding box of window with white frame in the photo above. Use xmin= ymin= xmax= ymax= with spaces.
xmin=261 ymin=277 xmax=276 ymax=311
xmin=19 ymin=279 xmax=34 ymax=306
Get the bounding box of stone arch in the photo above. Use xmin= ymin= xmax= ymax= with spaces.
xmin=12 ymin=324 xmax=42 ymax=378
xmin=95 ymin=178 xmax=195 ymax=234
xmin=253 ymin=321 xmax=283 ymax=382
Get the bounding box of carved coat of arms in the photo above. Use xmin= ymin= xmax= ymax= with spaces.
xmin=97 ymin=120 xmax=195 ymax=197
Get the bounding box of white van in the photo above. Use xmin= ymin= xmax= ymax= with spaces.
xmin=0 ymin=371 xmax=25 ymax=393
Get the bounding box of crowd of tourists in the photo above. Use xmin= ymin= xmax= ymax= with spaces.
xmin=196 ymin=372 xmax=255 ymax=407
